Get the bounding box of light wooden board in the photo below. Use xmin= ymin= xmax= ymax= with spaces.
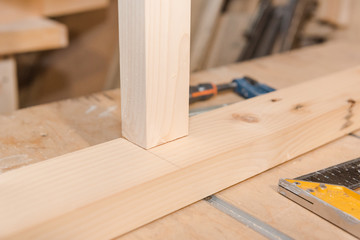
xmin=0 ymin=91 xmax=264 ymax=240
xmin=0 ymin=138 xmax=178 ymax=239
xmin=153 ymin=66 xmax=360 ymax=167
xmin=42 ymin=0 xmax=109 ymax=17
xmin=0 ymin=42 xmax=360 ymax=239
xmin=2 ymin=66 xmax=360 ymax=239
xmin=190 ymin=0 xmax=224 ymax=72
xmin=0 ymin=0 xmax=109 ymax=17
xmin=0 ymin=57 xmax=17 ymax=114
xmin=333 ymin=0 xmax=360 ymax=42
xmin=204 ymin=13 xmax=250 ymax=68
xmin=118 ymin=0 xmax=190 ymax=149
xmin=316 ymin=0 xmax=351 ymax=28
xmin=0 ymin=4 xmax=68 ymax=55
xmin=191 ymin=0 xmax=207 ymax=38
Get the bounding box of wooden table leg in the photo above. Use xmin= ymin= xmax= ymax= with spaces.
xmin=0 ymin=56 xmax=18 ymax=114
xmin=118 ymin=0 xmax=191 ymax=149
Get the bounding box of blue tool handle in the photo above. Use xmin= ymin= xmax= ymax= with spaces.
xmin=232 ymin=78 xmax=276 ymax=99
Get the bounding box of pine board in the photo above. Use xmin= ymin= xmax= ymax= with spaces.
xmin=1 ymin=66 xmax=360 ymax=239
xmin=0 ymin=57 xmax=17 ymax=114
xmin=190 ymin=0 xmax=224 ymax=72
xmin=118 ymin=0 xmax=190 ymax=149
xmin=0 ymin=0 xmax=109 ymax=17
xmin=1 ymin=42 xmax=360 ymax=239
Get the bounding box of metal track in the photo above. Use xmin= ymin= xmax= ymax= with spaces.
xmin=205 ymin=195 xmax=293 ymax=240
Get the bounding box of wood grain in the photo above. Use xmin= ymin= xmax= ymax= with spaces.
xmin=152 ymin=66 xmax=360 ymax=167
xmin=0 ymin=138 xmax=177 ymax=239
xmin=119 ymin=0 xmax=190 ymax=149
xmin=2 ymin=66 xmax=360 ymax=239
xmin=0 ymin=57 xmax=17 ymax=114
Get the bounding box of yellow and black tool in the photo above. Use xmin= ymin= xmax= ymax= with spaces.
xmin=278 ymin=157 xmax=360 ymax=238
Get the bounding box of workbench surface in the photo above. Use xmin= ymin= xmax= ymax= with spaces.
xmin=1 ymin=42 xmax=360 ymax=239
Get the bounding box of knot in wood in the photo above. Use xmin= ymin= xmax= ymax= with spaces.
xmin=232 ymin=113 xmax=259 ymax=123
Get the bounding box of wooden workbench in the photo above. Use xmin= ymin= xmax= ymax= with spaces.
xmin=1 ymin=41 xmax=360 ymax=239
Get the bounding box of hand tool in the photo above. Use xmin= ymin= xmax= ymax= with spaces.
xmin=189 ymin=76 xmax=275 ymax=104
xmin=278 ymin=157 xmax=360 ymax=238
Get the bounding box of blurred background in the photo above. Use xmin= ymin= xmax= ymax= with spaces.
xmin=0 ymin=0 xmax=358 ymax=111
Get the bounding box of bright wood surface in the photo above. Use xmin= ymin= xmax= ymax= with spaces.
xmin=0 ymin=0 xmax=109 ymax=17
xmin=152 ymin=66 xmax=360 ymax=167
xmin=0 ymin=0 xmax=110 ymax=56
xmin=1 ymin=66 xmax=360 ymax=239
xmin=0 ymin=57 xmax=18 ymax=114
xmin=42 ymin=0 xmax=109 ymax=17
xmin=118 ymin=0 xmax=191 ymax=149
xmin=0 ymin=42 xmax=359 ymax=239
xmin=0 ymin=138 xmax=177 ymax=239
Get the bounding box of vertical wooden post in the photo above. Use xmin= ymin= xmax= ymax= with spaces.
xmin=0 ymin=56 xmax=18 ymax=114
xmin=119 ymin=0 xmax=191 ymax=149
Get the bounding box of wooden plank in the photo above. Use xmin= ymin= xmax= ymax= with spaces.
xmin=118 ymin=0 xmax=191 ymax=149
xmin=0 ymin=57 xmax=17 ymax=114
xmin=316 ymin=0 xmax=351 ymax=28
xmin=0 ymin=138 xmax=178 ymax=239
xmin=204 ymin=13 xmax=250 ymax=68
xmin=42 ymin=0 xmax=109 ymax=17
xmin=1 ymin=41 xmax=360 ymax=240
xmin=0 ymin=0 xmax=109 ymax=17
xmin=190 ymin=0 xmax=224 ymax=72
xmin=0 ymin=0 xmax=42 ymax=15
xmin=0 ymin=4 xmax=68 ymax=55
xmin=333 ymin=0 xmax=360 ymax=42
xmin=152 ymin=66 xmax=360 ymax=167
xmin=191 ymin=0 xmax=207 ymax=37
xmin=1 ymin=66 xmax=360 ymax=239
